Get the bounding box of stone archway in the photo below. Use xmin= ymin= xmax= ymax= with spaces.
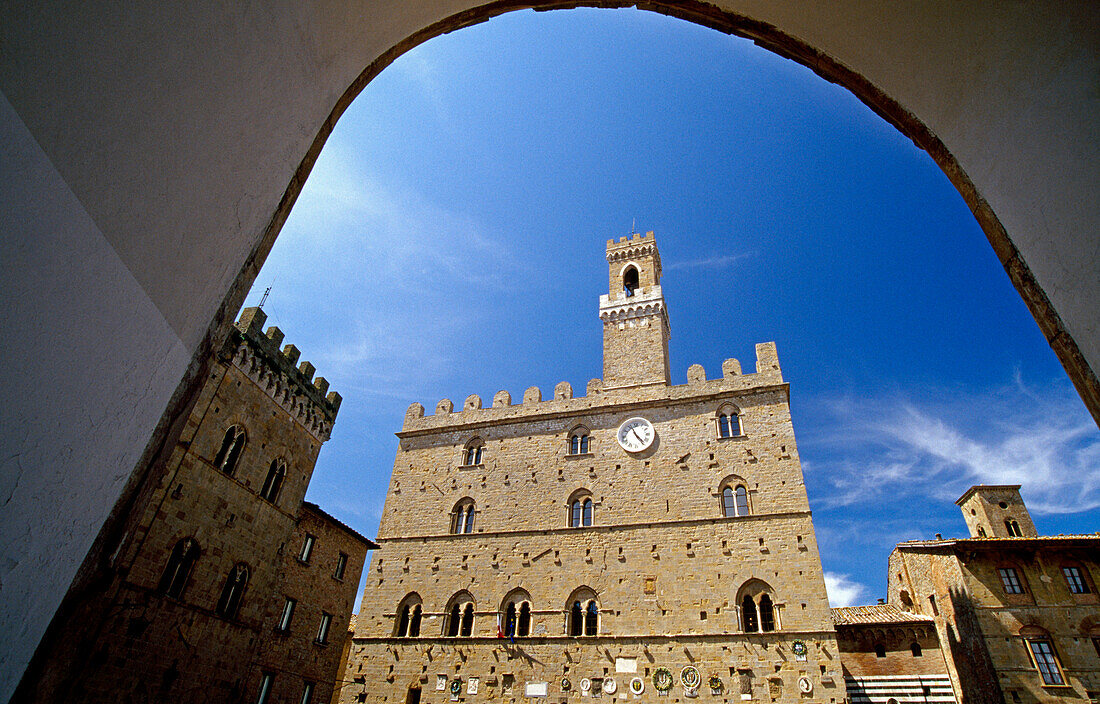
xmin=1 ymin=2 xmax=1097 ymax=699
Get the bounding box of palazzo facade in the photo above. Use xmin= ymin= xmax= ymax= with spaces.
xmin=342 ymin=233 xmax=841 ymax=703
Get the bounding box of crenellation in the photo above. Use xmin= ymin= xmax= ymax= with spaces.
xmin=298 ymin=359 xmax=315 ymax=382
xmin=492 ymin=390 xmax=511 ymax=407
xmin=687 ymin=364 xmax=706 ymax=384
xmin=224 ymin=308 xmax=341 ymax=437
xmin=754 ymin=341 xmax=781 ymax=377
xmin=314 ymin=375 xmax=329 ymax=395
xmin=436 ymin=399 xmax=453 ymax=415
xmin=463 ymin=394 xmax=482 ymax=411
xmin=722 ymin=358 xmax=741 ymax=377
xmin=265 ymin=325 xmax=284 ymax=348
xmin=554 ymin=381 xmax=572 ymax=400
xmin=398 ymin=360 xmax=784 ymax=436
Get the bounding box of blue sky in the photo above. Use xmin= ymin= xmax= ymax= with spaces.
xmin=243 ymin=8 xmax=1099 ymax=609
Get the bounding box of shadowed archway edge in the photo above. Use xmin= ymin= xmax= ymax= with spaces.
xmin=226 ymin=0 xmax=1099 ymax=431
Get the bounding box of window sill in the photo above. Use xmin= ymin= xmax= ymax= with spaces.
xmin=297 ymin=558 xmax=311 ymax=566
xmin=459 ymin=463 xmax=484 ymax=470
xmin=313 ymin=639 xmax=329 ymax=648
xmin=565 ymin=453 xmax=594 ymax=459
xmin=716 ymin=434 xmax=747 ymax=441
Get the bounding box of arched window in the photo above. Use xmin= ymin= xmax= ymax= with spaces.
xmin=213 ymin=425 xmax=246 ymax=476
xmin=569 ymin=427 xmax=591 ymax=455
xmin=444 ymin=592 xmax=475 ymax=637
xmin=622 ymin=266 xmax=639 ymax=297
xmin=449 ymin=498 xmax=475 ymax=534
xmin=1005 ymin=519 xmax=1023 ymax=536
xmin=463 ymin=438 xmax=484 ymax=466
xmin=566 ymin=587 xmax=599 ymax=637
xmin=395 ymin=594 xmax=423 ymax=637
xmin=259 ymin=459 xmax=286 ymax=503
xmin=159 ymin=537 xmax=200 ymax=599
xmin=568 ymin=491 xmax=593 ymax=527
xmin=737 ymin=579 xmax=779 ymax=633
xmin=716 ymin=406 xmax=741 ymax=438
xmin=741 ymin=595 xmax=758 ymax=632
xmin=215 ymin=562 xmax=249 ymax=619
xmin=501 ymin=589 xmax=532 ymax=638
xmin=758 ymin=594 xmax=775 ymax=632
xmin=910 ymin=641 xmax=922 ymax=657
xmin=874 ymin=643 xmax=886 ymax=658
xmin=719 ymin=477 xmax=750 ymax=517
xmin=977 ymin=526 xmax=987 ymax=537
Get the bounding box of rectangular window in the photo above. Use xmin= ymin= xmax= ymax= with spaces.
xmin=256 ymin=673 xmax=275 ymax=704
xmin=299 ymin=534 xmax=315 ymax=563
xmin=299 ymin=682 xmax=315 ymax=704
xmin=1064 ymin=566 xmax=1090 ymax=594
xmin=1027 ymin=639 xmax=1065 ymax=685
xmin=334 ymin=552 xmax=348 ymax=580
xmin=277 ymin=597 xmax=296 ymax=632
xmin=316 ymin=612 xmax=333 ymax=644
xmin=999 ymin=567 xmax=1024 ymax=594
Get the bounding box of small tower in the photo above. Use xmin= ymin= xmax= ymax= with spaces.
xmin=599 ymin=231 xmax=671 ymax=388
xmin=955 ymin=485 xmax=1038 ymax=538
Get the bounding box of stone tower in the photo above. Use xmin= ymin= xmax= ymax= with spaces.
xmin=955 ymin=484 xmax=1038 ymax=538
xmin=344 ymin=232 xmax=838 ymax=704
xmin=600 ymin=231 xmax=670 ymax=388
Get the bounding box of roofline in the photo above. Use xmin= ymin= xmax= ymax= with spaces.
xmin=302 ymin=501 xmax=379 ymax=549
xmin=954 ymin=484 xmax=1022 ymax=506
xmin=894 ymin=534 xmax=1100 ymax=551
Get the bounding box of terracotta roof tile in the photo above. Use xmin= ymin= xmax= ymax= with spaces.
xmin=831 ymin=604 xmax=933 ymax=626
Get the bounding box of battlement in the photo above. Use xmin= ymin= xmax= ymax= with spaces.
xmin=606 ymin=230 xmax=661 ymax=272
xmin=401 ymin=342 xmax=783 ymax=433
xmin=226 ymin=307 xmax=341 ymax=438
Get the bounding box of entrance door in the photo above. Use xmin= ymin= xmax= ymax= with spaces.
xmin=406 ymin=687 xmax=422 ymax=704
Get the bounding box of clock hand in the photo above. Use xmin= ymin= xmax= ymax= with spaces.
xmin=631 ymin=429 xmax=642 ymax=442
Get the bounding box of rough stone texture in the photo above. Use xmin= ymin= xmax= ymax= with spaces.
xmin=955 ymin=485 xmax=1038 ymax=539
xmin=12 ymin=309 xmax=371 ymax=703
xmin=344 ymin=236 xmax=840 ymax=703
xmin=886 ymin=487 xmax=1100 ymax=703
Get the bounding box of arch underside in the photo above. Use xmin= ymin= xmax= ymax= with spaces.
xmin=1 ymin=1 xmax=1097 ymax=701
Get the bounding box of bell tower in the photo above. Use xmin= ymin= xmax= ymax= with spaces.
xmin=599 ymin=231 xmax=671 ymax=388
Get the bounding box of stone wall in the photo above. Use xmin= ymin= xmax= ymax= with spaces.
xmin=348 ymin=344 xmax=840 ymax=703
xmin=12 ymin=311 xmax=366 ymax=704
xmin=889 ymin=539 xmax=1100 ymax=703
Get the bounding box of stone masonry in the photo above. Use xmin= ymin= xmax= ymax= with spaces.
xmin=13 ymin=308 xmax=374 ymax=704
xmin=886 ymin=486 xmax=1100 ymax=703
xmin=343 ymin=233 xmax=840 ymax=704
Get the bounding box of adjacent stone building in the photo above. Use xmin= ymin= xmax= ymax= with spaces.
xmin=886 ymin=485 xmax=1100 ymax=702
xmin=14 ymin=308 xmax=375 ymax=704
xmin=344 ymin=233 xmax=841 ymax=703
xmin=831 ymin=604 xmax=955 ymax=703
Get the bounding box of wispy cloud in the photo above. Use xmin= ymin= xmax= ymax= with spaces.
xmin=665 ymin=252 xmax=755 ymax=270
xmin=805 ymin=379 xmax=1100 ymax=515
xmin=824 ymin=572 xmax=868 ymax=607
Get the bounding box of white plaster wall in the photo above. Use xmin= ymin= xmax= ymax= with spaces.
xmin=0 ymin=2 xmax=1095 ymax=700
xmin=0 ymin=92 xmax=191 ymax=700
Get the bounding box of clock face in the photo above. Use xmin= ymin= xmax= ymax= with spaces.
xmin=617 ymin=417 xmax=655 ymax=452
